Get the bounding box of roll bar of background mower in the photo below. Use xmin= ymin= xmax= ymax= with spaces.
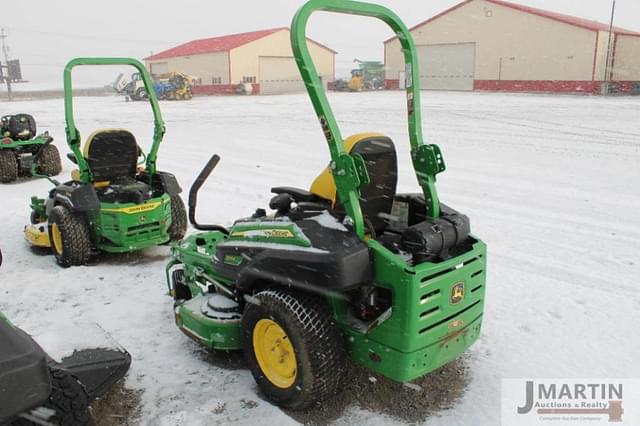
xmin=291 ymin=0 xmax=446 ymax=238
xmin=63 ymin=57 xmax=166 ymax=182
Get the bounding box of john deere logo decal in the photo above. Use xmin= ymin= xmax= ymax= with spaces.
xmin=102 ymin=201 xmax=161 ymax=214
xmin=450 ymin=282 xmax=465 ymax=305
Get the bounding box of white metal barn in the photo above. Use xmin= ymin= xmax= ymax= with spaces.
xmin=145 ymin=28 xmax=336 ymax=95
xmin=384 ymin=0 xmax=640 ymax=94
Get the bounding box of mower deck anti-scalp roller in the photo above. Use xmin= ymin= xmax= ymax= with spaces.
xmin=166 ymin=0 xmax=487 ymax=410
xmin=24 ymin=57 xmax=187 ymax=267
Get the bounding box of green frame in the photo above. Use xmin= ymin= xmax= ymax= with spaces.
xmin=0 ymin=134 xmax=51 ymax=150
xmin=63 ymin=57 xmax=166 ymax=182
xmin=291 ymin=0 xmax=445 ymax=238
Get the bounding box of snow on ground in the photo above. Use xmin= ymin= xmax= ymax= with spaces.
xmin=0 ymin=90 xmax=639 ymax=425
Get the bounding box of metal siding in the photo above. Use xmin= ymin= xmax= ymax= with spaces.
xmin=385 ymin=0 xmax=597 ymax=84
xmin=259 ymin=56 xmax=305 ymax=95
xmin=230 ymin=29 xmax=334 ymax=92
xmin=149 ymin=62 xmax=169 ymax=75
xmin=611 ymin=35 xmax=640 ymax=81
xmin=417 ymin=43 xmax=475 ymax=90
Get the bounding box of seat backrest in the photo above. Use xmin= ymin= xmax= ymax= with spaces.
xmin=310 ymin=133 xmax=398 ymax=233
xmin=83 ymin=129 xmax=138 ymax=182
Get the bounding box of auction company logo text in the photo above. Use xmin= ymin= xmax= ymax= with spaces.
xmin=501 ymin=379 xmax=640 ymax=425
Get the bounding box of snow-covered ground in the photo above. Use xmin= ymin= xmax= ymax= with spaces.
xmin=1 ymin=91 xmax=639 ymax=425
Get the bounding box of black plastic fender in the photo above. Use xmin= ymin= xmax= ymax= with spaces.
xmin=47 ymin=182 xmax=100 ymax=215
xmin=57 ymin=347 xmax=132 ymax=401
xmin=142 ymin=172 xmax=182 ymax=196
xmin=215 ymin=218 xmax=373 ymax=295
xmin=0 ymin=321 xmax=51 ymax=424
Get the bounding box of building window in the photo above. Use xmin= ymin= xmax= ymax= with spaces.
xmin=242 ymin=76 xmax=256 ymax=84
xmin=211 ymin=77 xmax=222 ymax=85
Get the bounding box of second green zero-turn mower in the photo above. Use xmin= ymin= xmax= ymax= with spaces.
xmin=166 ymin=0 xmax=487 ymax=410
xmin=0 ymin=113 xmax=62 ymax=183
xmin=24 ymin=58 xmax=187 ymax=267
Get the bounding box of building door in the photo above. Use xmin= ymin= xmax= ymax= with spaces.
xmin=149 ymin=62 xmax=169 ymax=76
xmin=259 ymin=56 xmax=304 ymax=95
xmin=417 ymin=43 xmax=475 ymax=91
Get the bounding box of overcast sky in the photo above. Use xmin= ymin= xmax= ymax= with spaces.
xmin=1 ymin=0 xmax=638 ymax=87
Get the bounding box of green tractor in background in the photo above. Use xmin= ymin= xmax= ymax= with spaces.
xmin=167 ymin=0 xmax=487 ymax=409
xmin=0 ymin=113 xmax=62 ymax=183
xmin=24 ymin=58 xmax=187 ymax=267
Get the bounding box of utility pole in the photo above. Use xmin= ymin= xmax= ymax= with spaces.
xmin=0 ymin=28 xmax=12 ymax=101
xmin=603 ymin=0 xmax=616 ymax=95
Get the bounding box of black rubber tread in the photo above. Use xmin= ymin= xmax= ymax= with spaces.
xmin=242 ymin=289 xmax=346 ymax=409
xmin=37 ymin=144 xmax=62 ymax=176
xmin=134 ymin=88 xmax=148 ymax=101
xmin=48 ymin=206 xmax=92 ymax=267
xmin=12 ymin=366 xmax=95 ymax=426
xmin=168 ymin=195 xmax=187 ymax=241
xmin=0 ymin=149 xmax=18 ymax=183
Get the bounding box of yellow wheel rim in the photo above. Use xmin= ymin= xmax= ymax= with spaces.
xmin=51 ymin=223 xmax=63 ymax=255
xmin=253 ymin=319 xmax=297 ymax=388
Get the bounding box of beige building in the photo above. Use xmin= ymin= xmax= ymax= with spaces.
xmin=145 ymin=28 xmax=336 ymax=95
xmin=384 ymin=0 xmax=640 ymax=93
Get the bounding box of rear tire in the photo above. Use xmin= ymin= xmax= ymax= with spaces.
xmin=12 ymin=366 xmax=95 ymax=426
xmin=37 ymin=144 xmax=62 ymax=176
xmin=168 ymin=195 xmax=187 ymax=241
xmin=242 ymin=289 xmax=346 ymax=409
xmin=0 ymin=149 xmax=18 ymax=183
xmin=48 ymin=205 xmax=91 ymax=267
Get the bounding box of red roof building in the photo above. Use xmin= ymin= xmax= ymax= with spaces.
xmin=384 ymin=0 xmax=640 ymax=94
xmin=145 ymin=28 xmax=336 ymax=95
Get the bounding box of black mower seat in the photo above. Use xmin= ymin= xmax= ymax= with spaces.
xmin=309 ymin=133 xmax=398 ymax=234
xmin=84 ymin=129 xmax=139 ymax=183
xmin=271 ymin=187 xmax=330 ymax=204
xmin=80 ymin=129 xmax=151 ymax=203
xmin=95 ymin=177 xmax=152 ymax=204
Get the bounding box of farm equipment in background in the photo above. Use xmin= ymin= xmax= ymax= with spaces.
xmin=166 ymin=0 xmax=486 ymax=410
xmin=332 ymin=59 xmax=385 ymax=92
xmin=114 ymin=71 xmax=195 ymax=101
xmin=0 ymin=113 xmax=62 ymax=183
xmin=0 ymin=248 xmax=132 ymax=425
xmin=25 ymin=57 xmax=187 ymax=267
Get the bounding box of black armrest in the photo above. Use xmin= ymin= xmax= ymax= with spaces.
xmin=271 ymin=186 xmax=319 ymax=203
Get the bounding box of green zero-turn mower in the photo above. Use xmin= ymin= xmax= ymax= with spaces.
xmin=167 ymin=0 xmax=487 ymax=409
xmin=24 ymin=58 xmax=187 ymax=267
xmin=0 ymin=113 xmax=62 ymax=183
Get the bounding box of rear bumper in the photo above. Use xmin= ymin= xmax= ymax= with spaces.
xmin=99 ymin=233 xmax=170 ymax=253
xmin=342 ymin=237 xmax=487 ymax=382
xmin=97 ymin=196 xmax=172 ymax=252
xmin=345 ymin=314 xmax=482 ymax=382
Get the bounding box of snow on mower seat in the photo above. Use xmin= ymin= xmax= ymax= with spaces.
xmin=274 ymin=133 xmax=397 ymax=234
xmin=82 ymin=129 xmax=151 ymax=204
